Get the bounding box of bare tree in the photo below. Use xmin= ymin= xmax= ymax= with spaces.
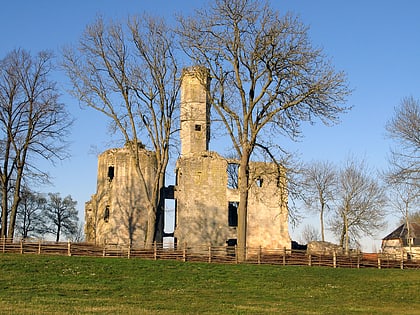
xmin=177 ymin=0 xmax=350 ymax=260
xmin=42 ymin=193 xmax=78 ymax=242
xmin=63 ymin=15 xmax=181 ymax=246
xmin=0 ymin=49 xmax=72 ymax=239
xmin=68 ymin=222 xmax=85 ymax=242
xmin=405 ymin=211 xmax=420 ymax=224
xmin=330 ymin=158 xmax=387 ymax=254
xmin=15 ymin=188 xmax=46 ymax=239
xmin=388 ymin=180 xmax=420 ymax=255
xmin=302 ymin=161 xmax=337 ymax=241
xmin=386 ymin=96 xmax=420 ymax=187
xmin=300 ymin=224 xmax=320 ymax=244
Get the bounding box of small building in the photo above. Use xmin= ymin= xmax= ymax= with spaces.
xmin=382 ymin=222 xmax=420 ymax=260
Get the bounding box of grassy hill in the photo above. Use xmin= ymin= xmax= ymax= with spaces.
xmin=0 ymin=254 xmax=419 ymax=314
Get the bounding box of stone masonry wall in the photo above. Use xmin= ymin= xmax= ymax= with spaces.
xmin=85 ymin=143 xmax=157 ymax=246
xmin=174 ymin=152 xmax=236 ymax=247
xmin=174 ymin=153 xmax=290 ymax=250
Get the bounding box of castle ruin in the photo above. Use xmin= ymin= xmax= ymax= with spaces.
xmin=85 ymin=66 xmax=291 ymax=250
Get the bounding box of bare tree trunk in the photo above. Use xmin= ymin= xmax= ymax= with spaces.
xmin=7 ymin=165 xmax=24 ymax=239
xmin=154 ymin=171 xmax=167 ymax=244
xmin=1 ymin=183 xmax=8 ymax=238
xmin=56 ymin=224 xmax=61 ymax=242
xmin=406 ymin=201 xmax=412 ymax=257
xmin=237 ymin=150 xmax=250 ymax=262
xmin=145 ymin=204 xmax=156 ymax=247
xmin=344 ymin=214 xmax=349 ymax=255
xmin=320 ymin=203 xmax=325 ymax=242
xmin=1 ymin=138 xmax=12 ymax=238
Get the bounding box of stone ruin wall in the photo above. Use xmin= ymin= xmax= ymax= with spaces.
xmin=174 ymin=152 xmax=236 ymax=247
xmin=85 ymin=66 xmax=291 ymax=251
xmin=174 ymin=153 xmax=291 ymax=250
xmin=246 ymin=162 xmax=290 ymax=249
xmin=85 ymin=143 xmax=157 ymax=246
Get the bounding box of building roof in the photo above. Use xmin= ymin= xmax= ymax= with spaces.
xmin=383 ymin=222 xmax=420 ymax=240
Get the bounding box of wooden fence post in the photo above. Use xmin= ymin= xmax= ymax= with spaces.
xmin=154 ymin=242 xmax=157 ymax=260
xmin=208 ymin=245 xmax=212 ymax=263
xmin=257 ymin=246 xmax=262 ymax=265
xmin=308 ymin=250 xmax=312 ymax=267
xmin=282 ymin=247 xmax=286 ymax=266
xmin=377 ymin=255 xmax=381 ymax=269
xmin=127 ymin=243 xmax=131 ymax=259
xmin=2 ymin=237 xmax=5 ymax=253
xmin=333 ymin=251 xmax=337 ymax=268
xmin=400 ymin=248 xmax=404 ymax=270
xmin=183 ymin=242 xmax=187 ymax=262
xmin=356 ymin=250 xmax=360 ymax=269
xmin=20 ymin=239 xmax=24 ymax=254
xmin=67 ymin=241 xmax=71 ymax=256
xmin=235 ymin=245 xmax=238 ymax=264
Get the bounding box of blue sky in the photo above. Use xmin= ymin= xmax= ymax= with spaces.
xmin=1 ymin=1 xmax=419 ymax=250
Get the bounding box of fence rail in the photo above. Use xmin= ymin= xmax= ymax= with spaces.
xmin=1 ymin=238 xmax=419 ymax=270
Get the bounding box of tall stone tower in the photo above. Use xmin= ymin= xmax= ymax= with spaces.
xmin=180 ymin=66 xmax=210 ymax=155
xmin=175 ymin=66 xmax=291 ymax=251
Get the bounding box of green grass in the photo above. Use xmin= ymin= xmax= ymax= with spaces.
xmin=0 ymin=254 xmax=419 ymax=314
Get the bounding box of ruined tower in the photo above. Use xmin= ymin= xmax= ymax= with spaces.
xmin=174 ymin=67 xmax=291 ymax=250
xmin=180 ymin=66 xmax=210 ymax=155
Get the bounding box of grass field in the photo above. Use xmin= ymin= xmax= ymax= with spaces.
xmin=0 ymin=254 xmax=419 ymax=314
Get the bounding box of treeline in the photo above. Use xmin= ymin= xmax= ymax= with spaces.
xmin=298 ymin=97 xmax=420 ymax=250
xmin=13 ymin=189 xmax=80 ymax=242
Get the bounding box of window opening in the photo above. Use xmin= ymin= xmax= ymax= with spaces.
xmin=256 ymin=177 xmax=263 ymax=187
xmin=104 ymin=206 xmax=110 ymax=222
xmin=195 ymin=124 xmax=201 ymax=131
xmin=108 ymin=166 xmax=115 ymax=181
xmin=227 ymin=163 xmax=239 ymax=189
xmin=228 ymin=202 xmax=238 ymax=227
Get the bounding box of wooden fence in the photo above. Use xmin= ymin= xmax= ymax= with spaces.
xmin=1 ymin=238 xmax=419 ymax=269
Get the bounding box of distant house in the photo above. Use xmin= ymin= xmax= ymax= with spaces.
xmin=382 ymin=222 xmax=420 ymax=260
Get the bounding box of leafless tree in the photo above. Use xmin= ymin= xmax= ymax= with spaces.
xmin=177 ymin=0 xmax=351 ymax=260
xmin=406 ymin=211 xmax=420 ymax=224
xmin=68 ymin=222 xmax=85 ymax=243
xmin=0 ymin=49 xmax=72 ymax=239
xmin=388 ymin=180 xmax=420 ymax=255
xmin=300 ymin=224 xmax=320 ymax=244
xmin=302 ymin=161 xmax=337 ymax=241
xmin=330 ymin=158 xmax=387 ymax=254
xmin=386 ymin=96 xmax=420 ymax=187
xmin=42 ymin=193 xmax=78 ymax=242
xmin=63 ymin=15 xmax=181 ymax=246
xmin=15 ymin=188 xmax=46 ymax=239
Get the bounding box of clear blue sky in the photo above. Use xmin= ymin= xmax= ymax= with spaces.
xmin=1 ymin=1 xmax=419 ymax=250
